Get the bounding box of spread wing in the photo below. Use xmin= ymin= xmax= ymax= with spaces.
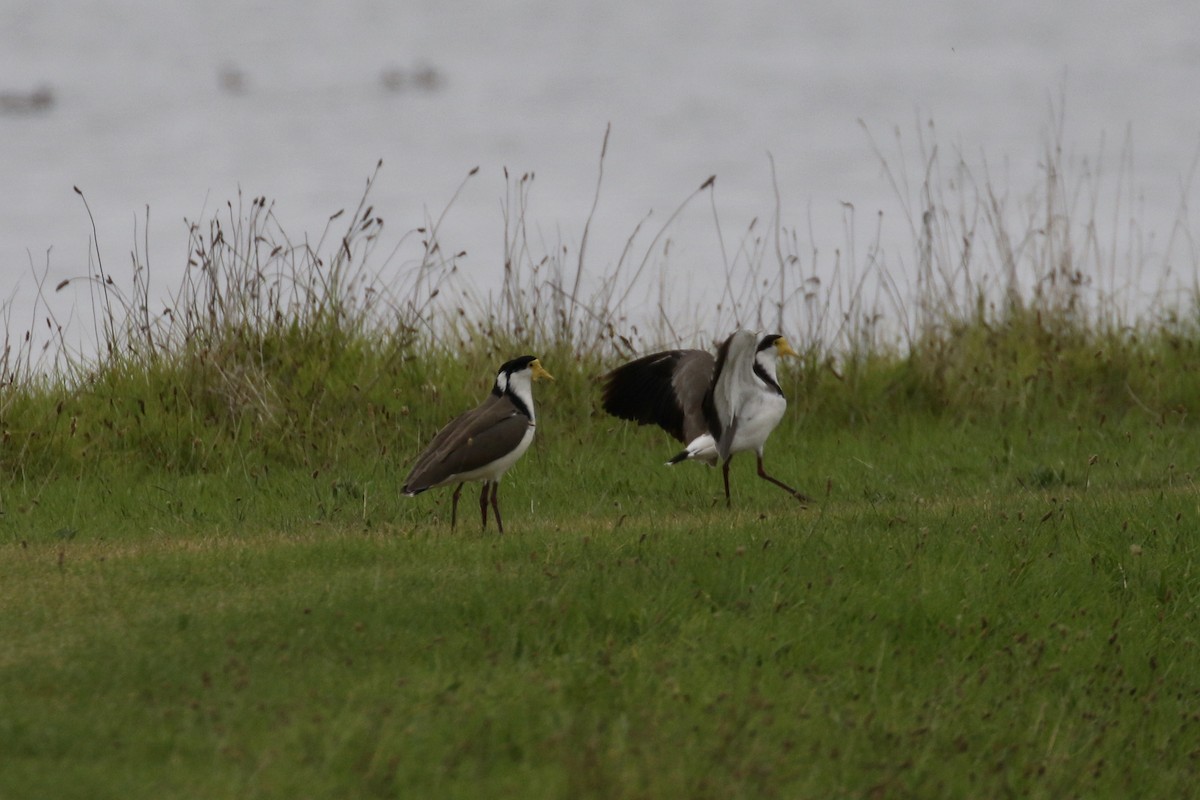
xmin=601 ymin=349 xmax=715 ymax=443
xmin=403 ymin=394 xmax=531 ymax=492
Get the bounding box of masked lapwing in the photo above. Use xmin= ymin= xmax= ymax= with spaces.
xmin=601 ymin=330 xmax=809 ymax=505
xmin=403 ymin=355 xmax=554 ymax=532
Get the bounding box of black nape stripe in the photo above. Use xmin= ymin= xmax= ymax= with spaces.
xmin=507 ymin=389 xmax=533 ymax=421
xmin=754 ymin=361 xmax=783 ymax=396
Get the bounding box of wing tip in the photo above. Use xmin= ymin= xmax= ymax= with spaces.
xmin=600 ymin=351 xmax=691 ymax=440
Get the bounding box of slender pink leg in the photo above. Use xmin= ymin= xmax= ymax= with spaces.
xmin=756 ymin=453 xmax=810 ymax=502
xmin=478 ymin=482 xmax=490 ymax=530
xmin=450 ymin=483 xmax=464 ymax=529
xmin=490 ymin=482 xmax=504 ymax=534
xmin=722 ymin=458 xmax=733 ymax=507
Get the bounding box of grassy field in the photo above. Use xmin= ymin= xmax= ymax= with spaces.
xmin=4 ymin=134 xmax=1200 ymax=797
xmin=4 ymin=366 xmax=1200 ymax=799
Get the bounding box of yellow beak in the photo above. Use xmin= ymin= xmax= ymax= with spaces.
xmin=775 ymin=338 xmax=799 ymax=358
xmin=531 ymin=359 xmax=555 ymax=382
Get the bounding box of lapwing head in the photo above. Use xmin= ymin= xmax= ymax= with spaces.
xmin=493 ymin=355 xmax=555 ymax=397
xmin=750 ymin=334 xmax=797 ymax=390
xmin=757 ymin=334 xmax=798 ymax=362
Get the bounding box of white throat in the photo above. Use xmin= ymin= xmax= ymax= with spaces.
xmin=754 ymin=349 xmax=779 ymax=386
xmin=502 ymin=368 xmax=537 ymax=423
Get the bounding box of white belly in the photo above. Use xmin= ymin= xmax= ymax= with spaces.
xmin=674 ymin=392 xmax=786 ymax=464
xmin=727 ymin=391 xmax=787 ymax=455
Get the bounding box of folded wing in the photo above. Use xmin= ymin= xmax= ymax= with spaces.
xmin=710 ymin=330 xmax=759 ymax=461
xmin=403 ymin=396 xmax=530 ymax=493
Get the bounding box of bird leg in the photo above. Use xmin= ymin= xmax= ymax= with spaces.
xmin=450 ymin=483 xmax=464 ymax=529
xmin=479 ymin=482 xmax=490 ymax=530
xmin=722 ymin=458 xmax=733 ymax=507
xmin=756 ymin=453 xmax=811 ymax=503
xmin=490 ymin=482 xmax=504 ymax=534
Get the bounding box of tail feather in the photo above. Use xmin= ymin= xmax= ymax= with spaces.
xmin=664 ymin=433 xmax=718 ymax=466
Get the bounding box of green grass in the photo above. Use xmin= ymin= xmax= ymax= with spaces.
xmin=5 ymin=119 xmax=1200 ymax=796
xmin=3 ymin=398 xmax=1200 ymax=799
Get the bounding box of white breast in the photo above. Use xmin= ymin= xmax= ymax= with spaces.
xmin=728 ymin=390 xmax=786 ymax=455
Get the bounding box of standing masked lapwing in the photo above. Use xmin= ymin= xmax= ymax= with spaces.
xmin=403 ymin=355 xmax=554 ymax=532
xmin=601 ymin=330 xmax=809 ymax=505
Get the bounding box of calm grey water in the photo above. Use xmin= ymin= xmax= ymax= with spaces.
xmin=3 ymin=0 xmax=1199 ymax=345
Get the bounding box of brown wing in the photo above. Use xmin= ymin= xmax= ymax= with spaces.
xmin=402 ymin=394 xmax=531 ymax=492
xmin=601 ymin=349 xmax=714 ymax=443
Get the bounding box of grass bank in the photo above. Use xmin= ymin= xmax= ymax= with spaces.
xmin=3 ymin=409 xmax=1199 ymax=798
